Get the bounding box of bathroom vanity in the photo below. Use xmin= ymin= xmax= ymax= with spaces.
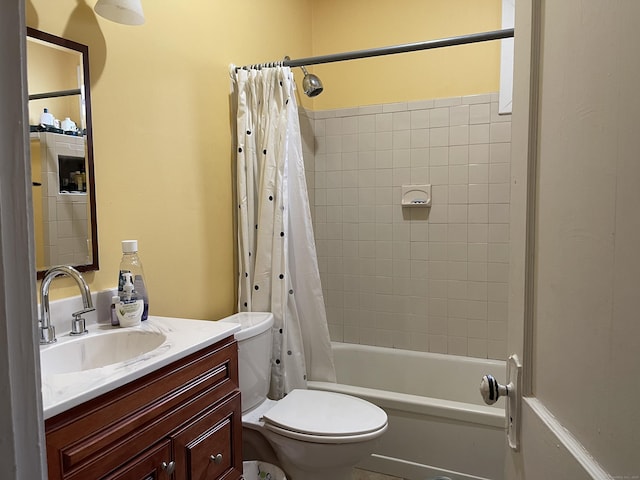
xmin=41 ymin=317 xmax=243 ymax=480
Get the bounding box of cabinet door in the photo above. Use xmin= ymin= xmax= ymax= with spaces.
xmin=172 ymin=392 xmax=242 ymax=480
xmin=102 ymin=440 xmax=174 ymax=480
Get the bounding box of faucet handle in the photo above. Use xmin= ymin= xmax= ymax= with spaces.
xmin=72 ymin=307 xmax=96 ymax=316
xmin=70 ymin=313 xmax=89 ymax=336
xmin=40 ymin=324 xmax=57 ymax=344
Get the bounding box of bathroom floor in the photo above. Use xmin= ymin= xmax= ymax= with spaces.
xmin=352 ymin=468 xmax=405 ymax=480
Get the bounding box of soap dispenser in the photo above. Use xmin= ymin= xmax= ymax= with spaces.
xmin=116 ymin=272 xmax=143 ymax=327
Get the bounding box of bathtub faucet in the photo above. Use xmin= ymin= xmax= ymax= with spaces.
xmin=39 ymin=265 xmax=95 ymax=344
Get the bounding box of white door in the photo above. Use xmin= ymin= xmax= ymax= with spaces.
xmin=1 ymin=0 xmax=48 ymax=478
xmin=504 ymin=0 xmax=640 ymax=478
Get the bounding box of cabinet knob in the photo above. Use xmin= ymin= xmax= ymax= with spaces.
xmin=210 ymin=453 xmax=223 ymax=464
xmin=161 ymin=461 xmax=176 ymax=474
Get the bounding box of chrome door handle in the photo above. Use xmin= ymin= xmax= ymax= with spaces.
xmin=480 ymin=354 xmax=522 ymax=451
xmin=210 ymin=453 xmax=223 ymax=464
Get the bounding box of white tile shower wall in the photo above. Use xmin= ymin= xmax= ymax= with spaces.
xmin=301 ymin=94 xmax=510 ymax=360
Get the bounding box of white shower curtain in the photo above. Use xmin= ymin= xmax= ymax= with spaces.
xmin=231 ymin=65 xmax=336 ymax=399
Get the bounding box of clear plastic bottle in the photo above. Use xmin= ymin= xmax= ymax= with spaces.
xmin=118 ymin=240 xmax=149 ymax=320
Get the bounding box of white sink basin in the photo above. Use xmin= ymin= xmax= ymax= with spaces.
xmin=41 ymin=316 xmax=241 ymax=419
xmin=40 ymin=329 xmax=167 ymax=376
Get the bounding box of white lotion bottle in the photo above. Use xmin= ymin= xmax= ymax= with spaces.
xmin=118 ymin=240 xmax=149 ymax=320
xmin=116 ymin=272 xmax=144 ymax=327
xmin=40 ymin=108 xmax=55 ymax=126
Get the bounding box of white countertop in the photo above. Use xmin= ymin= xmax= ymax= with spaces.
xmin=40 ymin=316 xmax=240 ymax=419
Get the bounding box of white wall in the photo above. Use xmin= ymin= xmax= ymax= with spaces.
xmin=36 ymin=132 xmax=91 ymax=267
xmin=304 ymin=94 xmax=512 ymax=360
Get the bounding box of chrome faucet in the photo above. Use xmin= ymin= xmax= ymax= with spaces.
xmin=39 ymin=265 xmax=95 ymax=344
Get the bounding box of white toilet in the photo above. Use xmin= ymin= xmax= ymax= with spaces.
xmin=221 ymin=312 xmax=387 ymax=480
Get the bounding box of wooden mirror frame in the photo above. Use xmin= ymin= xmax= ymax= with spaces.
xmin=27 ymin=27 xmax=98 ymax=279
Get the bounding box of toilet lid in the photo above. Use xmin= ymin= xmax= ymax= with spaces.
xmin=262 ymin=389 xmax=387 ymax=437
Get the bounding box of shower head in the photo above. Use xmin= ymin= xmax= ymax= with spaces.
xmin=283 ymin=56 xmax=324 ymax=97
xmin=300 ymin=65 xmax=323 ymax=97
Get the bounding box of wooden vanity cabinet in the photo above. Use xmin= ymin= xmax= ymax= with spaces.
xmin=45 ymin=336 xmax=243 ymax=480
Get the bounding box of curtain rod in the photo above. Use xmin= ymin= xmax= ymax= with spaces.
xmin=238 ymin=28 xmax=514 ymax=70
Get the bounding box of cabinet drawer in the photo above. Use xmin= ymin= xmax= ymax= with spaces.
xmin=101 ymin=440 xmax=172 ymax=480
xmin=46 ymin=337 xmax=238 ymax=480
xmin=172 ymin=392 xmax=243 ymax=480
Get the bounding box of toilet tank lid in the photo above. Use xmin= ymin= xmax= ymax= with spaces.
xmin=218 ymin=312 xmax=274 ymax=341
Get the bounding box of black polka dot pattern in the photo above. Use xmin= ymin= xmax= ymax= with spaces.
xmin=234 ymin=73 xmax=318 ymax=397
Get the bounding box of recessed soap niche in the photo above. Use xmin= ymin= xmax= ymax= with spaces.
xmin=58 ymin=154 xmax=86 ymax=193
xmin=401 ymin=184 xmax=432 ymax=207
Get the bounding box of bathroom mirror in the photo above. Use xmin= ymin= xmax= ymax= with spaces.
xmin=26 ymin=27 xmax=98 ymax=278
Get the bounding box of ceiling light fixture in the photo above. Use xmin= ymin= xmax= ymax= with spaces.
xmin=94 ymin=0 xmax=145 ymax=26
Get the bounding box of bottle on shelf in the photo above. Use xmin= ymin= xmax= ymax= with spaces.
xmin=40 ymin=108 xmax=54 ymax=126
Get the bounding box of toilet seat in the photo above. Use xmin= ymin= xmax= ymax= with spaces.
xmin=264 ymin=421 xmax=387 ymax=444
xmin=261 ymin=389 xmax=388 ymax=444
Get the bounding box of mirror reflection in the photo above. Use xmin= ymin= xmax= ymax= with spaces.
xmin=26 ymin=27 xmax=98 ymax=278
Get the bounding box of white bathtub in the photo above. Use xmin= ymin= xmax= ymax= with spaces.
xmin=308 ymin=342 xmax=506 ymax=480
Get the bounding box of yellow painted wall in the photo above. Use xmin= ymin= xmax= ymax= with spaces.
xmin=27 ymin=40 xmax=81 ymax=126
xmin=308 ymin=0 xmax=502 ymax=110
xmin=30 ymin=138 xmax=45 ymax=269
xmin=26 ymin=0 xmax=500 ymax=320
xmin=27 ymin=0 xmax=312 ymax=320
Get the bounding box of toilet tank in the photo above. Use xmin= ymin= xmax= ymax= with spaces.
xmin=219 ymin=312 xmax=274 ymax=413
